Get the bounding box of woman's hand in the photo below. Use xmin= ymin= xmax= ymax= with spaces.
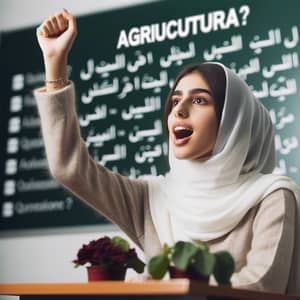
xmin=37 ymin=8 xmax=77 ymax=60
xmin=36 ymin=9 xmax=77 ymax=90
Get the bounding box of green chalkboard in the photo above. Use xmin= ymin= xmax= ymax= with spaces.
xmin=1 ymin=0 xmax=300 ymax=231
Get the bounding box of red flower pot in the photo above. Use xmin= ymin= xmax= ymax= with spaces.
xmin=87 ymin=265 xmax=126 ymax=281
xmin=169 ymin=266 xmax=209 ymax=282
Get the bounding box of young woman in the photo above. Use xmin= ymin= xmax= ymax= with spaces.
xmin=35 ymin=9 xmax=300 ymax=294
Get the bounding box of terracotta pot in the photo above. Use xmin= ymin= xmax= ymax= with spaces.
xmin=87 ymin=265 xmax=126 ymax=281
xmin=169 ymin=266 xmax=209 ymax=282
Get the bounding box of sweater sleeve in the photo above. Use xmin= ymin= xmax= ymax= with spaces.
xmin=230 ymin=188 xmax=296 ymax=293
xmin=33 ymin=82 xmax=148 ymax=249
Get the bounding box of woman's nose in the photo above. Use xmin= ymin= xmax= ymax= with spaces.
xmin=174 ymin=103 xmax=189 ymax=118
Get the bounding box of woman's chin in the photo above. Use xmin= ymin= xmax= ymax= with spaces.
xmin=172 ymin=149 xmax=192 ymax=160
xmin=173 ymin=149 xmax=213 ymax=161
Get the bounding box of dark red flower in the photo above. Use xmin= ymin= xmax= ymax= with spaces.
xmin=72 ymin=236 xmax=140 ymax=268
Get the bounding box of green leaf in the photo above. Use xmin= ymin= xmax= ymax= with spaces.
xmin=111 ymin=236 xmax=129 ymax=252
xmin=148 ymin=255 xmax=169 ymax=279
xmin=73 ymin=264 xmax=81 ymax=269
xmin=172 ymin=241 xmax=198 ymax=270
xmin=213 ymin=251 xmax=235 ymax=285
xmin=126 ymin=256 xmax=145 ymax=273
xmin=162 ymin=243 xmax=171 ymax=256
xmin=193 ymin=249 xmax=216 ymax=276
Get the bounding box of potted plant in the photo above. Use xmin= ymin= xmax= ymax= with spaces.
xmin=148 ymin=241 xmax=235 ymax=286
xmin=73 ymin=235 xmax=145 ymax=281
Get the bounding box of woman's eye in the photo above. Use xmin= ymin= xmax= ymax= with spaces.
xmin=171 ymin=99 xmax=179 ymax=107
xmin=192 ymin=97 xmax=206 ymax=105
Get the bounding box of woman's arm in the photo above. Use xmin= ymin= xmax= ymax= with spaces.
xmin=36 ymin=8 xmax=76 ymax=91
xmin=34 ymin=10 xmax=148 ymax=249
xmin=230 ymin=188 xmax=296 ymax=293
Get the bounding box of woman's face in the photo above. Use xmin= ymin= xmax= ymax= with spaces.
xmin=167 ymin=71 xmax=219 ymax=161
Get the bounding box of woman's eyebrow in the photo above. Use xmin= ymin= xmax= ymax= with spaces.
xmin=172 ymin=88 xmax=212 ymax=96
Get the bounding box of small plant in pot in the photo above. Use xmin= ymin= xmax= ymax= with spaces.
xmin=148 ymin=241 xmax=235 ymax=286
xmin=73 ymin=236 xmax=145 ymax=281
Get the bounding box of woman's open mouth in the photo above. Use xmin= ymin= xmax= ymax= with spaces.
xmin=173 ymin=126 xmax=193 ymax=146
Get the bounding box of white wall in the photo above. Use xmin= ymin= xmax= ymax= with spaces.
xmin=0 ymin=1 xmax=157 ymax=298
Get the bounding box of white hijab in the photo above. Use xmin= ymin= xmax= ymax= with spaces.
xmin=146 ymin=62 xmax=300 ymax=291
